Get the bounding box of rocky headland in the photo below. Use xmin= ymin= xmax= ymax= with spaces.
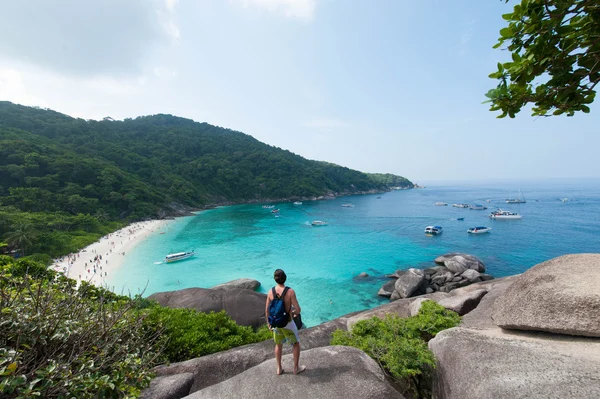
xmin=142 ymin=253 xmax=600 ymax=399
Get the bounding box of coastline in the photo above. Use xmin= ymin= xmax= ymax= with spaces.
xmin=52 ymin=219 xmax=173 ymax=288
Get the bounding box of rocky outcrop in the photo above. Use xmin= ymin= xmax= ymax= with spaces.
xmin=211 ymin=278 xmax=261 ymax=291
xmin=149 ymin=313 xmax=357 ymax=397
xmin=434 ymin=253 xmax=485 ymax=273
xmin=492 ymin=254 xmax=600 ymax=337
xmin=437 ymin=289 xmax=488 ymax=316
xmin=394 ymin=268 xmax=425 ymax=298
xmin=185 ymin=346 xmax=405 ymax=399
xmin=429 ymin=327 xmax=600 ymax=399
xmin=378 ymin=254 xmax=493 ymax=300
xmin=148 ymin=286 xmax=267 ymax=328
xmin=140 ymin=373 xmax=195 ymax=399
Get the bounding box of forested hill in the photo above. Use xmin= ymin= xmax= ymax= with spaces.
xmin=0 ymin=101 xmax=413 ymax=222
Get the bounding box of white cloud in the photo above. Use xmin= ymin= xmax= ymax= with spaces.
xmin=237 ymin=0 xmax=317 ymax=20
xmin=157 ymin=0 xmax=181 ymax=41
xmin=0 ymin=68 xmax=48 ymax=108
xmin=305 ymin=118 xmax=347 ymax=129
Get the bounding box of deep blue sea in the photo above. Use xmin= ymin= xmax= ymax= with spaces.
xmin=109 ymin=179 xmax=600 ymax=327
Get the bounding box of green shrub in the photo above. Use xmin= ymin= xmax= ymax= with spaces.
xmin=0 ymin=259 xmax=163 ymax=398
xmin=331 ymin=301 xmax=461 ymax=398
xmin=142 ymin=306 xmax=271 ymax=363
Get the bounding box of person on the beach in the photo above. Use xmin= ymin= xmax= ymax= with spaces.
xmin=265 ymin=269 xmax=305 ymax=376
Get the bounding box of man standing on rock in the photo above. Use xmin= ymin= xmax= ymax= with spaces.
xmin=265 ymin=269 xmax=306 ymax=375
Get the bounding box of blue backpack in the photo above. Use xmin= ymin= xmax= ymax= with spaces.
xmin=268 ymin=286 xmax=290 ymax=328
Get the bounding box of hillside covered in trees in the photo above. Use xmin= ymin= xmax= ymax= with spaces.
xmin=0 ymin=102 xmax=412 ymax=257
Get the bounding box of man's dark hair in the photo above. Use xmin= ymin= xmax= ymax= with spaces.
xmin=274 ymin=269 xmax=287 ymax=284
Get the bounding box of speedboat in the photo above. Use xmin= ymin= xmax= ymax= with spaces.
xmin=470 ymin=204 xmax=487 ymax=210
xmin=341 ymin=203 xmax=354 ymax=207
xmin=456 ymin=217 xmax=465 ymax=221
xmin=293 ymin=201 xmax=303 ymax=205
xmin=271 ymin=209 xmax=280 ymax=213
xmin=452 ymin=203 xmax=470 ymax=208
xmin=165 ymin=251 xmax=195 ymax=263
xmin=468 ymin=226 xmax=491 ymax=234
xmin=262 ymin=205 xmax=275 ymax=209
xmin=311 ymin=220 xmax=328 ymax=226
xmin=424 ymin=226 xmax=443 ymax=236
xmin=489 ymin=209 xmax=522 ymax=219
xmin=434 ymin=202 xmax=448 ymax=206
xmin=561 ymin=198 xmax=569 ymax=202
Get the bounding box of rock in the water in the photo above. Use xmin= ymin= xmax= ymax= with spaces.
xmin=148 ymin=287 xmax=267 ymax=328
xmin=429 ymin=327 xmax=600 ymax=399
xmin=434 ymin=253 xmax=486 ymax=273
xmin=185 ymin=346 xmax=405 ymax=399
xmin=140 ymin=373 xmax=194 ymax=399
xmin=377 ymin=280 xmax=396 ymax=297
xmin=211 ymin=278 xmax=261 ymax=291
xmin=385 ymin=269 xmax=407 ymax=279
xmin=492 ymin=254 xmax=600 ymax=337
xmin=358 ymin=272 xmax=369 ymax=278
xmin=394 ymin=268 xmax=425 ymax=298
xmin=437 ymin=289 xmax=488 ymax=316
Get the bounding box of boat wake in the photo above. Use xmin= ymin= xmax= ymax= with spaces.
xmin=154 ymin=261 xmax=163 ymax=265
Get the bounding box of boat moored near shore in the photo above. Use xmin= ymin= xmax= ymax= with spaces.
xmin=468 ymin=226 xmax=491 ymax=234
xmin=164 ymin=251 xmax=195 ymax=263
xmin=489 ymin=209 xmax=522 ymax=219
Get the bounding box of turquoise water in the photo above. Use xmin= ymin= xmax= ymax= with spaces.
xmin=110 ymin=179 xmax=600 ymax=326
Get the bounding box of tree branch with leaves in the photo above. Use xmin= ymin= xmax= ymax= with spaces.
xmin=486 ymin=0 xmax=600 ymax=117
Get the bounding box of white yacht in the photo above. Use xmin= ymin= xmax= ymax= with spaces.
xmin=452 ymin=203 xmax=470 ymax=208
xmin=165 ymin=251 xmax=195 ymax=263
xmin=434 ymin=202 xmax=448 ymax=206
xmin=311 ymin=220 xmax=328 ymax=226
xmin=424 ymin=226 xmax=443 ymax=236
xmin=489 ymin=209 xmax=522 ymax=219
xmin=262 ymin=205 xmax=275 ymax=209
xmin=293 ymin=201 xmax=303 ymax=205
xmin=467 ymin=226 xmax=491 ymax=234
xmin=341 ymin=203 xmax=354 ymax=207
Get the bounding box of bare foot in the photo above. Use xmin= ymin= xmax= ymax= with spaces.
xmin=294 ymin=365 xmax=306 ymax=375
xmin=277 ymin=368 xmax=284 ymax=375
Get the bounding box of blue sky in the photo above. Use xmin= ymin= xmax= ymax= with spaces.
xmin=0 ymin=0 xmax=598 ymax=183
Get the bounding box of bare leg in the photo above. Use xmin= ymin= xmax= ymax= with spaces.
xmin=292 ymin=342 xmax=300 ymax=374
xmin=275 ymin=343 xmax=283 ymax=375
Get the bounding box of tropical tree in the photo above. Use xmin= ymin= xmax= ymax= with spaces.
xmin=3 ymin=223 xmax=36 ymax=256
xmin=487 ymin=0 xmax=600 ymax=117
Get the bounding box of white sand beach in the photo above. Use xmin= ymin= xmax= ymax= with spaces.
xmin=52 ymin=219 xmax=172 ymax=288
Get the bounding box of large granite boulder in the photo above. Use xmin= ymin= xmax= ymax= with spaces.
xmin=394 ymin=268 xmax=425 ymax=298
xmin=185 ymin=346 xmax=405 ymax=399
xmin=429 ymin=327 xmax=600 ymax=399
xmin=140 ymin=373 xmax=195 ymax=399
xmin=434 ymin=253 xmax=485 ymax=273
xmin=492 ymin=254 xmax=600 ymax=337
xmin=148 ymin=287 xmax=267 ymax=328
xmin=437 ymin=289 xmax=488 ymax=316
xmin=151 ymin=313 xmax=357 ymax=395
xmin=377 ymin=279 xmax=396 ymax=297
xmin=211 ymin=278 xmax=261 ymax=291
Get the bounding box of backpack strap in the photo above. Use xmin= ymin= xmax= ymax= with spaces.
xmin=273 ymin=286 xmax=290 ymax=299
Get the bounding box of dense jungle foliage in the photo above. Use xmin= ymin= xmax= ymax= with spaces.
xmin=0 ymin=256 xmax=270 ymax=398
xmin=0 ymin=101 xmax=412 ymax=258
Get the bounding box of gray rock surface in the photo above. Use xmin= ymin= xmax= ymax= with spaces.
xmin=460 ymin=269 xmax=481 ymax=282
xmin=153 ymin=313 xmax=357 ymax=394
xmin=140 ymin=373 xmax=195 ymax=399
xmin=429 ymin=327 xmax=600 ymax=399
xmin=211 ymin=278 xmax=261 ymax=291
xmin=492 ymin=254 xmax=600 ymax=337
xmin=437 ymin=289 xmax=488 ymax=316
xmin=434 ymin=253 xmax=485 ymax=273
xmin=148 ymin=287 xmax=267 ymax=328
xmin=185 ymin=346 xmax=405 ymax=399
xmin=394 ymin=268 xmax=425 ymax=298
xmin=377 ymin=279 xmax=396 ymax=297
